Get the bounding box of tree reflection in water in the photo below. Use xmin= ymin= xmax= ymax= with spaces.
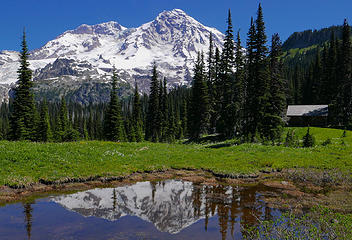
xmin=23 ymin=201 xmax=34 ymax=240
xmin=48 ymin=180 xmax=279 ymax=239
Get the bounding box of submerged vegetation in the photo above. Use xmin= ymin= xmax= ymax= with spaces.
xmin=243 ymin=206 xmax=352 ymax=240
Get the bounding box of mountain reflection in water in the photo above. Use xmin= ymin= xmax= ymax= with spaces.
xmin=0 ymin=180 xmax=281 ymax=240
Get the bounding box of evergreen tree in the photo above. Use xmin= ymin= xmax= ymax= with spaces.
xmin=338 ymin=19 xmax=352 ymax=127
xmin=181 ymin=99 xmax=188 ymax=138
xmin=145 ymin=64 xmax=161 ymax=142
xmin=83 ymin=119 xmax=89 ymax=141
xmin=166 ymin=103 xmax=176 ymax=142
xmin=292 ymin=65 xmax=303 ymax=104
xmin=57 ymin=97 xmax=69 ymax=134
xmin=244 ymin=17 xmax=257 ymax=137
xmin=132 ymin=82 xmax=143 ymax=142
xmin=104 ymin=71 xmax=124 ymax=141
xmin=37 ymin=99 xmax=52 ymax=142
xmin=9 ymin=31 xmax=37 ymax=141
xmin=247 ymin=4 xmax=271 ymax=139
xmin=210 ymin=47 xmax=221 ymax=133
xmin=312 ymin=47 xmax=322 ymax=104
xmin=189 ymin=53 xmax=210 ymax=140
xmin=303 ymin=63 xmax=314 ymax=104
xmin=207 ymin=33 xmax=217 ymax=133
xmin=87 ymin=111 xmax=94 ymax=140
xmin=265 ymin=33 xmax=286 ymax=141
xmin=0 ymin=103 xmax=9 ymax=140
xmin=320 ymin=44 xmax=330 ymax=103
xmin=56 ymin=97 xmax=79 ymax=142
xmin=233 ymin=31 xmax=245 ymax=135
xmin=303 ymin=128 xmax=316 ymax=147
xmin=217 ymin=9 xmax=236 ymax=138
xmin=327 ymin=31 xmax=338 ymax=102
xmin=160 ymin=78 xmax=169 ymax=141
xmin=221 ymin=9 xmax=235 ymax=74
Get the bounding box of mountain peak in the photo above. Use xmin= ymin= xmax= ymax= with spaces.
xmin=162 ymin=8 xmax=187 ymax=15
xmin=0 ymin=9 xmax=224 ymax=103
xmin=156 ymin=8 xmax=190 ymax=21
xmin=69 ymin=21 xmax=126 ymax=35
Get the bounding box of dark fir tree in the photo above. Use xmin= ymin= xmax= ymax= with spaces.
xmin=181 ymin=99 xmax=188 ymax=138
xmin=254 ymin=4 xmax=271 ymax=140
xmin=145 ymin=63 xmax=161 ymax=142
xmin=209 ymin=47 xmax=222 ymax=133
xmin=56 ymin=97 xmax=79 ymax=142
xmin=160 ymin=78 xmax=169 ymax=141
xmin=221 ymin=9 xmax=235 ymax=74
xmin=339 ymin=19 xmax=352 ymax=127
xmin=0 ymin=103 xmax=10 ymax=140
xmin=207 ymin=32 xmax=217 ymax=133
xmin=326 ymin=31 xmax=338 ymax=102
xmin=245 ymin=4 xmax=271 ymax=140
xmin=320 ymin=44 xmax=330 ymax=103
xmin=245 ymin=17 xmax=257 ymax=137
xmin=166 ymin=103 xmax=176 ymax=142
xmin=9 ymin=31 xmax=37 ymax=141
xmin=233 ymin=31 xmax=245 ymax=135
xmin=265 ymin=33 xmax=286 ymax=141
xmin=312 ymin=47 xmax=322 ymax=104
xmin=218 ymin=9 xmax=236 ymax=138
xmin=37 ymin=99 xmax=52 ymax=142
xmin=303 ymin=64 xmax=314 ymax=104
xmin=56 ymin=96 xmax=69 ymax=139
xmin=104 ymin=71 xmax=124 ymax=141
xmin=189 ymin=53 xmax=210 ymax=140
xmin=132 ymin=82 xmax=143 ymax=142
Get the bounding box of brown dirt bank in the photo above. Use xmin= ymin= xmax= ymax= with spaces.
xmin=0 ymin=168 xmax=351 ymax=213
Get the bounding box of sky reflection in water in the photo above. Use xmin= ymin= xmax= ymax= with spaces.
xmin=0 ymin=180 xmax=282 ymax=240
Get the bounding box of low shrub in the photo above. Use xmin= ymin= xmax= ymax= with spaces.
xmin=322 ymin=138 xmax=332 ymax=146
xmin=303 ymin=128 xmax=315 ymax=147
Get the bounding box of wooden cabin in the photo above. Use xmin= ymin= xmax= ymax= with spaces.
xmin=286 ymin=105 xmax=328 ymax=126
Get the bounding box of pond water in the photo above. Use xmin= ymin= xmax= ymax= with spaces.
xmin=0 ymin=180 xmax=283 ymax=240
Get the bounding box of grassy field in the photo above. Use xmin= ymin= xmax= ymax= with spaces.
xmin=0 ymin=127 xmax=351 ymax=187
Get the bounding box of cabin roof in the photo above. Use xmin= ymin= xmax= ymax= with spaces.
xmin=287 ymin=105 xmax=328 ymax=117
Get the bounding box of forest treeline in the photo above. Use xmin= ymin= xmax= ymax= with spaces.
xmin=285 ymin=20 xmax=352 ymax=127
xmin=1 ymin=4 xmax=352 ymax=143
xmin=282 ymin=25 xmax=351 ymax=50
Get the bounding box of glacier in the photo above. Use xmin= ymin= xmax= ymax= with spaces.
xmin=0 ymin=9 xmax=224 ymax=103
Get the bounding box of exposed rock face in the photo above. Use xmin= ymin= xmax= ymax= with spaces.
xmin=0 ymin=9 xmax=224 ymax=103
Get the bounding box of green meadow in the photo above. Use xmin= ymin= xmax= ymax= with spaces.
xmin=0 ymin=127 xmax=351 ymax=187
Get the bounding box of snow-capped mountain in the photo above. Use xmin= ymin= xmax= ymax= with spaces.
xmin=0 ymin=9 xmax=224 ymax=103
xmin=52 ymin=180 xmax=238 ymax=234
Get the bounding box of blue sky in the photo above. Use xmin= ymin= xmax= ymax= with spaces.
xmin=1 ymin=0 xmax=351 ymax=51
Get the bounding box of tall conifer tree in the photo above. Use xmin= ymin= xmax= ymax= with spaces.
xmin=207 ymin=33 xmax=217 ymax=133
xmin=339 ymin=19 xmax=352 ymax=127
xmin=160 ymin=78 xmax=169 ymax=141
xmin=218 ymin=9 xmax=236 ymax=138
xmin=132 ymin=82 xmax=143 ymax=142
xmin=264 ymin=33 xmax=286 ymax=141
xmin=233 ymin=31 xmax=245 ymax=135
xmin=327 ymin=31 xmax=338 ymax=102
xmin=37 ymin=99 xmax=52 ymax=142
xmin=189 ymin=53 xmax=210 ymax=140
xmin=145 ymin=64 xmax=161 ymax=142
xmin=10 ymin=31 xmax=37 ymax=141
xmin=245 ymin=17 xmax=257 ymax=137
xmin=251 ymin=4 xmax=271 ymax=139
xmin=104 ymin=71 xmax=124 ymax=141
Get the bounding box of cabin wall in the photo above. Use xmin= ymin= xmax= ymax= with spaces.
xmin=287 ymin=116 xmax=328 ymax=127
